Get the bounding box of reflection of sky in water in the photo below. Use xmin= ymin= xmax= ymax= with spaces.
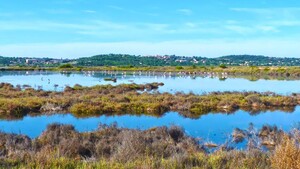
xmin=0 ymin=71 xmax=300 ymax=94
xmin=1 ymin=107 xmax=300 ymax=144
xmin=1 ymin=71 xmax=300 ymax=144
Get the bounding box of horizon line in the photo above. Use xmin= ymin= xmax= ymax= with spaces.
xmin=0 ymin=53 xmax=296 ymax=59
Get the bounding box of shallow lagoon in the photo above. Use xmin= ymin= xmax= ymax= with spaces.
xmin=0 ymin=70 xmax=300 ymax=94
xmin=0 ymin=107 xmax=299 ymax=145
xmin=1 ymin=70 xmax=300 ymax=144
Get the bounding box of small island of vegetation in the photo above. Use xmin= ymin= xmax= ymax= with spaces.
xmin=0 ymin=82 xmax=299 ymax=120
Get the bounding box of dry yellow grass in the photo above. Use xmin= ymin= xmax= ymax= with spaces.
xmin=271 ymin=135 xmax=300 ymax=169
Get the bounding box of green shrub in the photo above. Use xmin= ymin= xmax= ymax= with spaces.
xmin=59 ymin=64 xmax=74 ymax=69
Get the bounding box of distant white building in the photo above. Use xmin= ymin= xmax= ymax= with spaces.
xmin=25 ymin=59 xmax=38 ymax=64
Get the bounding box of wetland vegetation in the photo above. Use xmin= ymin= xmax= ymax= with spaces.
xmin=1 ymin=123 xmax=300 ymax=169
xmin=1 ymin=69 xmax=300 ymax=168
xmin=0 ymin=82 xmax=299 ymax=120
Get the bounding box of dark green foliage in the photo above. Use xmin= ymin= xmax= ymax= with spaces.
xmin=176 ymin=66 xmax=183 ymax=70
xmin=76 ymin=54 xmax=171 ymax=66
xmin=0 ymin=56 xmax=26 ymax=66
xmin=75 ymin=54 xmax=300 ymax=67
xmin=59 ymin=64 xmax=73 ymax=68
xmin=219 ymin=64 xmax=227 ymax=69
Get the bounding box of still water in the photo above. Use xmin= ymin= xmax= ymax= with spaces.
xmin=0 ymin=70 xmax=300 ymax=94
xmin=0 ymin=108 xmax=299 ymax=144
xmin=1 ymin=70 xmax=300 ymax=144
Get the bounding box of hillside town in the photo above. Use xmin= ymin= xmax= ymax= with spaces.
xmin=1 ymin=54 xmax=300 ymax=67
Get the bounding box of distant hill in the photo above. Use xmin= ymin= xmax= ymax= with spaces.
xmin=218 ymin=55 xmax=270 ymax=60
xmin=0 ymin=56 xmax=26 ymax=66
xmin=0 ymin=56 xmax=67 ymax=67
xmin=76 ymin=54 xmax=173 ymax=66
xmin=1 ymin=54 xmax=300 ymax=67
xmin=215 ymin=55 xmax=300 ymax=66
xmin=76 ymin=54 xmax=209 ymax=66
xmin=75 ymin=54 xmax=300 ymax=66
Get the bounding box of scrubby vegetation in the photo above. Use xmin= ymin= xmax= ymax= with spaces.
xmin=1 ymin=75 xmax=300 ymax=168
xmin=1 ymin=123 xmax=300 ymax=168
xmin=0 ymin=82 xmax=299 ymax=120
xmin=58 ymin=63 xmax=74 ymax=69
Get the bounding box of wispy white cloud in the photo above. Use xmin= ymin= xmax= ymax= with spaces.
xmin=74 ymin=20 xmax=132 ymax=37
xmin=0 ymin=20 xmax=94 ymax=31
xmin=230 ymin=7 xmax=300 ymax=20
xmin=141 ymin=23 xmax=169 ymax=31
xmin=0 ymin=18 xmax=283 ymax=39
xmin=82 ymin=10 xmax=97 ymax=14
xmin=224 ymin=25 xmax=254 ymax=34
xmin=185 ymin=22 xmax=197 ymax=28
xmin=224 ymin=24 xmax=279 ymax=34
xmin=0 ymin=8 xmax=298 ymax=46
xmin=107 ymin=5 xmax=160 ymax=17
xmin=224 ymin=8 xmax=300 ymax=34
xmin=108 ymin=5 xmax=124 ymax=11
xmin=256 ymin=25 xmax=279 ymax=32
xmin=269 ymin=20 xmax=300 ymax=27
xmin=107 ymin=5 xmax=139 ymax=14
xmin=177 ymin=9 xmax=192 ymax=15
xmin=223 ymin=18 xmax=300 ymax=34
xmin=0 ymin=18 xmax=215 ymax=37
xmin=230 ymin=7 xmax=300 ymax=13
xmin=1 ymin=38 xmax=299 ymax=58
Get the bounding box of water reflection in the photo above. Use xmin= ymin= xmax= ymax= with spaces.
xmin=0 ymin=70 xmax=300 ymax=94
xmin=1 ymin=107 xmax=300 ymax=144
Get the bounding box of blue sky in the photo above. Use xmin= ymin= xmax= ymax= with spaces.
xmin=0 ymin=0 xmax=300 ymax=58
